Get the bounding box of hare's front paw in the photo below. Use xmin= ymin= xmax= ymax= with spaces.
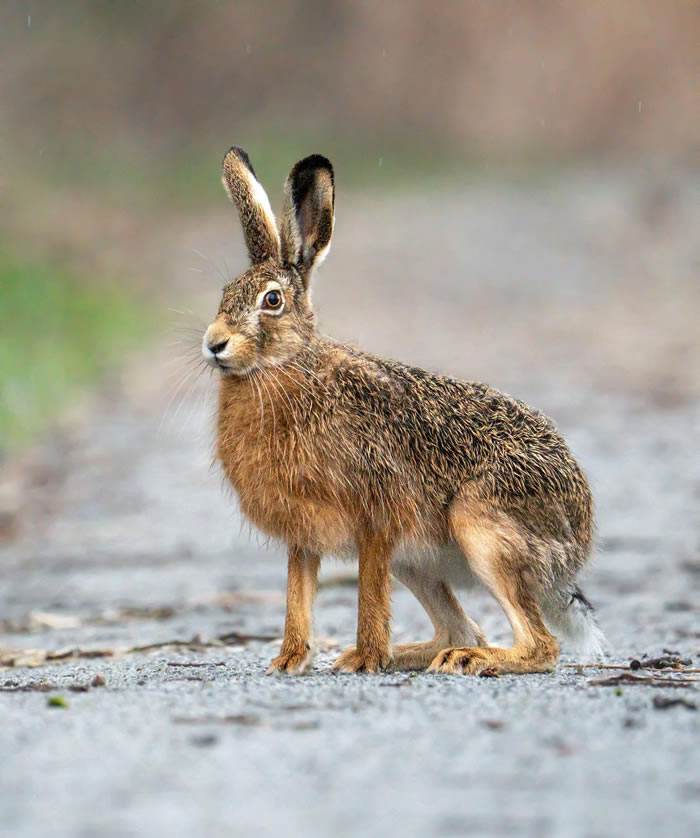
xmin=266 ymin=646 xmax=315 ymax=675
xmin=332 ymin=645 xmax=392 ymax=674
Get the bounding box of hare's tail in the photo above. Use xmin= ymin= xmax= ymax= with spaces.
xmin=542 ymin=585 xmax=607 ymax=661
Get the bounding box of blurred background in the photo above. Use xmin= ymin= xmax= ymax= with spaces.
xmin=0 ymin=4 xmax=699 ymax=836
xmin=0 ymin=0 xmax=698 ymax=450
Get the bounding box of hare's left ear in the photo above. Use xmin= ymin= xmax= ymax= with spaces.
xmin=221 ymin=146 xmax=280 ymax=265
xmin=279 ymin=155 xmax=335 ymax=287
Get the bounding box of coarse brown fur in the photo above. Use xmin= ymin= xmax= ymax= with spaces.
xmin=203 ymin=146 xmax=600 ymax=676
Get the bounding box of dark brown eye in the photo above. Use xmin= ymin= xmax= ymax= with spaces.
xmin=263 ymin=289 xmax=282 ymax=310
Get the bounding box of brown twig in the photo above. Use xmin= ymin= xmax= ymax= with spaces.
xmin=564 ymin=663 xmax=700 ymax=674
xmin=589 ymin=673 xmax=697 ymax=688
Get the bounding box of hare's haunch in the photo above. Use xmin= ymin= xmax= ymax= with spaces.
xmin=202 ymin=147 xmax=604 ymax=676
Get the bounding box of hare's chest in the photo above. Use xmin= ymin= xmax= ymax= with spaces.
xmin=216 ymin=404 xmax=352 ymax=551
xmin=216 ymin=411 xmax=293 ymax=501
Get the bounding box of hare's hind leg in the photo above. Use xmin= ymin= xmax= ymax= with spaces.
xmin=391 ymin=562 xmax=487 ymax=671
xmin=428 ymin=500 xmax=559 ymax=676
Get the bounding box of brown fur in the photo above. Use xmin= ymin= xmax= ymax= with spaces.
xmin=221 ymin=147 xmax=280 ymax=265
xmin=267 ymin=547 xmax=320 ymax=674
xmin=204 ymin=147 xmax=596 ymax=676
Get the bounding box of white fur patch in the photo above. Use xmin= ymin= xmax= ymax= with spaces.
xmin=543 ymin=596 xmax=609 ymax=661
xmin=201 ymin=334 xmax=216 ymax=366
xmin=249 ymin=175 xmax=279 ymax=243
xmin=222 ymin=161 xmax=280 ymax=253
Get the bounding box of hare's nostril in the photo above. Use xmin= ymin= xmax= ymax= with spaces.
xmin=208 ymin=339 xmax=229 ymax=355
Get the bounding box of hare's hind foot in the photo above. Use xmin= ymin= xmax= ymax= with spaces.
xmin=390 ymin=563 xmax=487 ymax=671
xmin=389 ymin=640 xmax=464 ymax=671
xmin=427 ymin=640 xmax=558 ymax=676
xmin=391 ymin=641 xmax=444 ymax=671
xmin=391 ymin=632 xmax=488 ymax=671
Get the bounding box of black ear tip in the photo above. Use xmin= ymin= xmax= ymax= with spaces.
xmin=292 ymin=154 xmax=334 ymax=183
xmin=222 ymin=146 xmax=257 ymax=178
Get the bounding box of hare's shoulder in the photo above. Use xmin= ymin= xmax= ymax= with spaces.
xmin=321 ymin=341 xmax=546 ymax=431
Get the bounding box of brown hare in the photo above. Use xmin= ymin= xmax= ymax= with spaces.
xmin=203 ymin=147 xmax=604 ymax=676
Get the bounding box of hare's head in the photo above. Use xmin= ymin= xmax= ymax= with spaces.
xmin=202 ymin=147 xmax=334 ymax=376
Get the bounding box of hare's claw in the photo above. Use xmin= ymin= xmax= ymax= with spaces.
xmin=332 ymin=645 xmax=391 ymax=674
xmin=266 ymin=646 xmax=315 ymax=675
xmin=427 ymin=647 xmax=493 ymax=675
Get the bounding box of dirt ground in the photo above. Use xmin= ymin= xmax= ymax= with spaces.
xmin=1 ymin=170 xmax=698 ymax=838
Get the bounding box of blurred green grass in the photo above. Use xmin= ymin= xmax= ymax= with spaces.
xmin=0 ymin=251 xmax=149 ymax=452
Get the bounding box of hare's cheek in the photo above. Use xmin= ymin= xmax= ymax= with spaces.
xmin=260 ymin=320 xmax=302 ymax=360
xmin=230 ymin=335 xmax=259 ymax=369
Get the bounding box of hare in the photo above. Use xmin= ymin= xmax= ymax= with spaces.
xmin=203 ymin=147 xmax=604 ymax=676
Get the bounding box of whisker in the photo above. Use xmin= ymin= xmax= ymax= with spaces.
xmin=182 ymin=362 xmax=211 ymax=435
xmin=192 ymin=249 xmax=229 ymax=284
xmin=271 ymin=363 xmax=318 ymax=400
xmin=250 ymin=374 xmax=265 ymax=441
xmin=264 ymin=367 xmax=296 ymax=416
xmin=158 ymin=362 xmax=200 ymax=434
xmin=257 ymin=372 xmax=277 ymax=439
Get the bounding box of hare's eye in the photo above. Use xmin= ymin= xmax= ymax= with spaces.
xmin=262 ymin=290 xmax=282 ymax=310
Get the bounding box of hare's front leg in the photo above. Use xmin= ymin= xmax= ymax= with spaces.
xmin=333 ymin=534 xmax=393 ymax=674
xmin=266 ymin=547 xmax=320 ymax=675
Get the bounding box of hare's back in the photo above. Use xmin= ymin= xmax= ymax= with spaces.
xmin=330 ymin=347 xmax=592 ymax=540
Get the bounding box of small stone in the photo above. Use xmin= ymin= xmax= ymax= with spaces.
xmin=191 ymin=734 xmax=218 ymax=747
xmin=91 ymin=673 xmax=107 ymax=688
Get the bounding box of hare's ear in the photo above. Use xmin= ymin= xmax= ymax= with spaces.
xmin=279 ymin=155 xmax=335 ymax=287
xmin=221 ymin=147 xmax=280 ymax=265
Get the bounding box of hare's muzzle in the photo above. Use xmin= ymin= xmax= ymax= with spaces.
xmin=203 ymin=321 xmax=231 ymax=365
xmin=202 ymin=321 xmax=252 ymax=374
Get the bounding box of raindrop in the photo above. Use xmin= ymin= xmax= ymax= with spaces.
xmin=638 ymin=101 xmax=643 ymax=113
xmin=27 ymin=14 xmax=31 ymax=28
xmin=378 ymin=157 xmax=384 ymax=168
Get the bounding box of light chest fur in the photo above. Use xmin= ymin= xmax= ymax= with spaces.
xmin=216 ymin=372 xmax=357 ymax=552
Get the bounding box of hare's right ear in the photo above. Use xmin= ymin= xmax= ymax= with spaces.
xmin=279 ymin=155 xmax=335 ymax=287
xmin=221 ymin=147 xmax=280 ymax=265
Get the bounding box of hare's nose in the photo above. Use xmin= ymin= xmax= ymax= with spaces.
xmin=208 ymin=338 xmax=229 ymax=355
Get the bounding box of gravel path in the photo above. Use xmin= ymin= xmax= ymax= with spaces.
xmin=1 ymin=172 xmax=698 ymax=837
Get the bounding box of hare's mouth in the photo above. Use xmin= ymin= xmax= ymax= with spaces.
xmin=213 ymin=357 xmax=258 ymax=378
